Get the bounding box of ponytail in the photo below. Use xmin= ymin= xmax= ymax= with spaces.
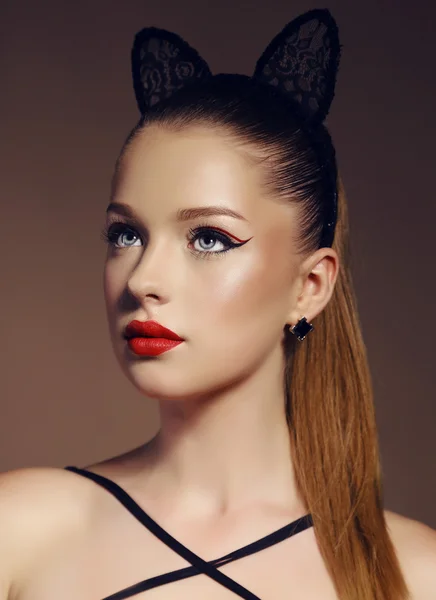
xmin=285 ymin=177 xmax=410 ymax=600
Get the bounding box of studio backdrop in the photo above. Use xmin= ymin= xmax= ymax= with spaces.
xmin=1 ymin=0 xmax=435 ymax=528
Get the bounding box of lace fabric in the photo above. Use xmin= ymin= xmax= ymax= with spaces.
xmin=131 ymin=10 xmax=340 ymax=125
xmin=131 ymin=27 xmax=212 ymax=114
xmin=253 ymin=10 xmax=340 ymax=125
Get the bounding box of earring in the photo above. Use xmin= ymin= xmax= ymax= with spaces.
xmin=289 ymin=317 xmax=314 ymax=341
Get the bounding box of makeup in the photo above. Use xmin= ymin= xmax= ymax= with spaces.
xmin=127 ymin=337 xmax=183 ymax=356
xmin=124 ymin=320 xmax=184 ymax=357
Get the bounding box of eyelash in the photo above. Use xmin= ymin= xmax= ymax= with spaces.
xmin=99 ymin=220 xmax=243 ymax=260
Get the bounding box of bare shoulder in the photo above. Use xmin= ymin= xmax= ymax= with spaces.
xmin=0 ymin=466 xmax=96 ymax=598
xmin=384 ymin=509 xmax=436 ymax=599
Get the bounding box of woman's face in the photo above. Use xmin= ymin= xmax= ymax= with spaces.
xmin=103 ymin=125 xmax=303 ymax=402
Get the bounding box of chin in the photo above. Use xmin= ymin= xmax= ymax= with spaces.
xmin=119 ymin=360 xmax=226 ymax=405
xmin=116 ymin=355 xmax=191 ymax=401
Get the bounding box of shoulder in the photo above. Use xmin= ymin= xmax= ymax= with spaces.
xmin=384 ymin=509 xmax=436 ymax=599
xmin=0 ymin=466 xmax=96 ymax=597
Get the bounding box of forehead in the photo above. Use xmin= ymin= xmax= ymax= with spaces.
xmin=112 ymin=125 xmax=294 ymax=229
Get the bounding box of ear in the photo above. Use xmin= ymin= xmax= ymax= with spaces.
xmin=288 ymin=247 xmax=339 ymax=326
xmin=253 ymin=9 xmax=341 ymax=125
xmin=131 ymin=27 xmax=212 ymax=115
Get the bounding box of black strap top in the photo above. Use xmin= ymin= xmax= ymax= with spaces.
xmin=64 ymin=466 xmax=313 ymax=600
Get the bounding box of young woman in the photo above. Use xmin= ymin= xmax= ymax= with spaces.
xmin=1 ymin=9 xmax=435 ymax=600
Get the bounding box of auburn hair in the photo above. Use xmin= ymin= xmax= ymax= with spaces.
xmin=117 ymin=76 xmax=410 ymax=600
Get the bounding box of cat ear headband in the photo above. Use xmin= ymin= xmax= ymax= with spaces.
xmin=131 ymin=8 xmax=340 ymax=125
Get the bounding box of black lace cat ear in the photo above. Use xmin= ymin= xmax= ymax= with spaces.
xmin=253 ymin=9 xmax=341 ymax=125
xmin=131 ymin=27 xmax=213 ymax=115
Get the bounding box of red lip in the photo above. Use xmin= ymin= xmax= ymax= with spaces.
xmin=124 ymin=320 xmax=183 ymax=341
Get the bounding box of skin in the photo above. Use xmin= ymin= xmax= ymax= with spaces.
xmin=102 ymin=123 xmax=338 ymax=520
xmin=1 ymin=124 xmax=436 ymax=600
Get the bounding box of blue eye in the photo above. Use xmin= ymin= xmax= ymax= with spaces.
xmin=187 ymin=226 xmax=238 ymax=257
xmin=100 ymin=223 xmax=141 ymax=248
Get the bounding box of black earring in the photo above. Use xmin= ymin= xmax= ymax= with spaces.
xmin=289 ymin=317 xmax=314 ymax=341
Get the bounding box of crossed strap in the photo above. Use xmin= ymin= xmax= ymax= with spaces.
xmin=65 ymin=466 xmax=313 ymax=599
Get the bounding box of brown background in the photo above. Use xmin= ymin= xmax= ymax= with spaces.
xmin=1 ymin=0 xmax=435 ymax=528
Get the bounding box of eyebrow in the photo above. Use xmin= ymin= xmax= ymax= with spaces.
xmin=106 ymin=202 xmax=248 ymax=223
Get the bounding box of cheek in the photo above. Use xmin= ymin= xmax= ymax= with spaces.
xmin=165 ymin=247 xmax=292 ymax=396
xmin=192 ymin=242 xmax=293 ymax=335
xmin=103 ymin=263 xmax=113 ymax=304
xmin=103 ymin=260 xmax=123 ymax=315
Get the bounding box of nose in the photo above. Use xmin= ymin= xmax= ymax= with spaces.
xmin=126 ymin=237 xmax=176 ymax=304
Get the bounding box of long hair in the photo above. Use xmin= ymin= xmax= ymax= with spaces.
xmin=118 ymin=76 xmax=410 ymax=600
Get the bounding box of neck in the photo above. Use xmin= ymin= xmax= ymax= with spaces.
xmin=139 ymin=348 xmax=307 ymax=521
